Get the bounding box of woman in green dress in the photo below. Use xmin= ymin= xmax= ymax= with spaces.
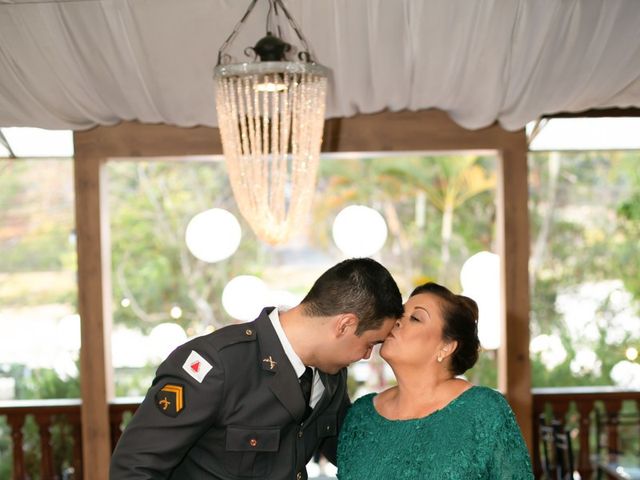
xmin=337 ymin=282 xmax=533 ymax=479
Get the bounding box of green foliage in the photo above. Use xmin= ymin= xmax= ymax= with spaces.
xmin=618 ymin=192 xmax=640 ymax=222
xmin=529 ymin=151 xmax=640 ymax=387
xmin=108 ymin=161 xmax=261 ymax=333
xmin=114 ymin=365 xmax=157 ymax=397
xmin=616 ymin=190 xmax=640 ymax=299
xmin=315 ymin=155 xmax=495 ymax=292
xmin=466 ymin=351 xmax=498 ymax=388
xmin=19 ymin=367 xmax=80 ymax=401
xmin=0 ymin=160 xmax=75 ymax=273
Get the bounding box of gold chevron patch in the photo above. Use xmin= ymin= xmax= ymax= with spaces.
xmin=155 ymin=383 xmax=184 ymax=417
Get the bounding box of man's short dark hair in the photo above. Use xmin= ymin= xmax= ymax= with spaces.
xmin=300 ymin=258 xmax=403 ymax=334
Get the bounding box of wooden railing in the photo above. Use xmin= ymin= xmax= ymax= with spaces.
xmin=0 ymin=398 xmax=140 ymax=480
xmin=532 ymin=387 xmax=640 ymax=479
xmin=0 ymin=399 xmax=83 ymax=480
xmin=2 ymin=389 xmax=639 ymax=479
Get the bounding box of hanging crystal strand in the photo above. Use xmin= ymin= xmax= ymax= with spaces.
xmin=261 ymin=79 xmax=270 ymax=228
xmin=235 ymin=78 xmax=255 ymax=219
xmin=253 ymin=75 xmax=263 ymax=216
xmin=276 ymin=73 xmax=291 ymax=237
xmin=291 ymin=73 xmax=305 ymax=230
xmin=241 ymin=76 xmax=256 ymax=216
xmin=220 ymin=78 xmax=245 ymax=216
xmin=291 ymin=74 xmax=306 ymax=206
xmin=270 ymin=91 xmax=279 ymax=238
xmin=273 ymin=90 xmax=282 ymax=235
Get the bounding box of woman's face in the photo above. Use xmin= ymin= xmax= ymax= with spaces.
xmin=380 ymin=293 xmax=450 ymax=367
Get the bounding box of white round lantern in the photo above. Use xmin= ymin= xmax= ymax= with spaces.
xmin=222 ymin=275 xmax=268 ymax=321
xmin=185 ymin=208 xmax=241 ymax=263
xmin=332 ymin=205 xmax=388 ymax=257
xmin=267 ymin=290 xmax=301 ymax=311
xmin=610 ymin=360 xmax=640 ymax=388
xmin=149 ymin=323 xmax=188 ymax=362
xmin=460 ymin=251 xmax=501 ymax=350
xmin=111 ymin=327 xmax=149 ymax=368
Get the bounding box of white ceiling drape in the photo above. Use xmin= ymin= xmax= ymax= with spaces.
xmin=0 ymin=0 xmax=639 ymax=132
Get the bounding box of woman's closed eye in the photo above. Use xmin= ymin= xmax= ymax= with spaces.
xmin=410 ymin=315 xmax=420 ymax=322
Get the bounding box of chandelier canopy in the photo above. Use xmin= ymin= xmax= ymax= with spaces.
xmin=214 ymin=0 xmax=329 ymax=245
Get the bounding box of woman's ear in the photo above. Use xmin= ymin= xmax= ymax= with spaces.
xmin=439 ymin=340 xmax=458 ymax=361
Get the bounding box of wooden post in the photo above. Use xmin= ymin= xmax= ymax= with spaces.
xmin=496 ymin=138 xmax=532 ymax=450
xmin=73 ymin=152 xmax=113 ymax=480
xmin=8 ymin=413 xmax=25 ymax=480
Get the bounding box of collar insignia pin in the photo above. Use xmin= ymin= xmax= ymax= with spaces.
xmin=262 ymin=356 xmax=277 ymax=370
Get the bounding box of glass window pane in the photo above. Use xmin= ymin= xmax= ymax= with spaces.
xmin=529 ymin=151 xmax=640 ymax=387
xmin=0 ymin=159 xmax=79 ymax=400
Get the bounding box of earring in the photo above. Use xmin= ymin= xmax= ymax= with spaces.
xmin=436 ymin=355 xmax=443 ymax=363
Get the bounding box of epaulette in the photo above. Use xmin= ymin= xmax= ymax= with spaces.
xmin=205 ymin=322 xmax=257 ymax=351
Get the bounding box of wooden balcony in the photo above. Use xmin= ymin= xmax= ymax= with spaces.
xmin=1 ymin=388 xmax=639 ymax=479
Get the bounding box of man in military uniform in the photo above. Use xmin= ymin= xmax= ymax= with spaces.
xmin=110 ymin=257 xmax=403 ymax=479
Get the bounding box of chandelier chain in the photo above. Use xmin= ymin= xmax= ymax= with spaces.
xmin=217 ymin=0 xmax=316 ymax=66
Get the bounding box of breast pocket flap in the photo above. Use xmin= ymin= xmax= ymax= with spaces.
xmin=226 ymin=426 xmax=280 ymax=452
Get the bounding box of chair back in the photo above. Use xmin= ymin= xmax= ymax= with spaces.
xmin=538 ymin=415 xmax=575 ymax=480
xmin=539 ymin=415 xmax=556 ymax=479
xmin=553 ymin=422 xmax=575 ymax=480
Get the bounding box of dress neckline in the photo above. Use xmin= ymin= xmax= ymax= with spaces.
xmin=369 ymin=385 xmax=478 ymax=423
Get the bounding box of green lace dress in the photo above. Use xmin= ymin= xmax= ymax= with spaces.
xmin=337 ymin=386 xmax=533 ymax=479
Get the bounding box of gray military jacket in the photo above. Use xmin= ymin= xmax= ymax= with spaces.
xmin=109 ymin=307 xmax=350 ymax=479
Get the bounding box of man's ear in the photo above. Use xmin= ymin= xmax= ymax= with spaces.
xmin=335 ymin=313 xmax=358 ymax=337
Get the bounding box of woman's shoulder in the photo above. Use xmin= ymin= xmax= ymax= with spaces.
xmin=461 ymin=386 xmax=518 ymax=421
xmin=349 ymin=392 xmax=376 ymax=413
xmin=343 ymin=392 xmax=377 ymax=428
xmin=468 ymin=385 xmax=510 ymax=405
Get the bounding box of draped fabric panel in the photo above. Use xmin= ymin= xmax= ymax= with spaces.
xmin=0 ymin=0 xmax=639 ymax=131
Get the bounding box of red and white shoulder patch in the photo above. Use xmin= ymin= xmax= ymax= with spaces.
xmin=182 ymin=350 xmax=213 ymax=383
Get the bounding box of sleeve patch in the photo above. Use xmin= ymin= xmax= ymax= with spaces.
xmin=155 ymin=383 xmax=184 ymax=417
xmin=182 ymin=350 xmax=213 ymax=383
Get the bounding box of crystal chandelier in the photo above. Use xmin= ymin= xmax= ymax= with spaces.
xmin=214 ymin=0 xmax=329 ymax=245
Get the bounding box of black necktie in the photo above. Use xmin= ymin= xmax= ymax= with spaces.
xmin=299 ymin=366 xmax=313 ymax=420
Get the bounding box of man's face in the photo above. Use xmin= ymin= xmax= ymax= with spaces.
xmin=314 ymin=317 xmax=396 ymax=374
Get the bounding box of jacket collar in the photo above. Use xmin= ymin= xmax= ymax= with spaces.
xmin=254 ymin=307 xmax=343 ymax=421
xmin=254 ymin=307 xmax=306 ymax=420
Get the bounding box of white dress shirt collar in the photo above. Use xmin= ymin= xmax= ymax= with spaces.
xmin=268 ymin=308 xmax=306 ymax=378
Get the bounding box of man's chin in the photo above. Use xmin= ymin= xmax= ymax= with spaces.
xmin=317 ymin=365 xmax=343 ymax=375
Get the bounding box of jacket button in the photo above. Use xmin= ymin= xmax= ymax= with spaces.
xmin=245 ymin=329 xmax=253 ymax=336
xmin=249 ymin=438 xmax=257 ymax=447
xmin=296 ymin=473 xmax=302 ymax=480
xmin=298 ymin=431 xmax=303 ymax=438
